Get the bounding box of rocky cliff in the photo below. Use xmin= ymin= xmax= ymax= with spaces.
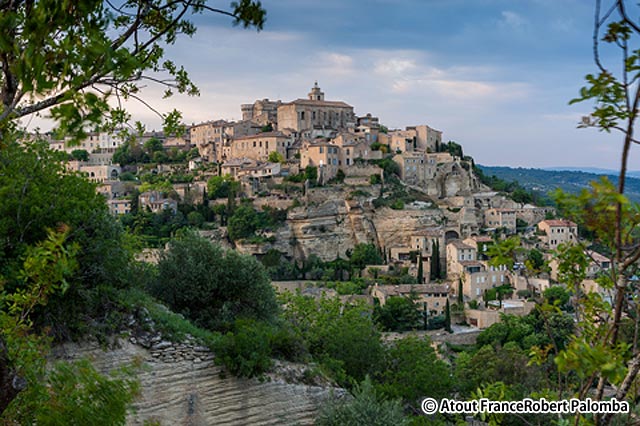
xmin=51 ymin=338 xmax=340 ymax=425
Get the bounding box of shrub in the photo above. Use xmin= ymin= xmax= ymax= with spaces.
xmin=150 ymin=231 xmax=278 ymax=331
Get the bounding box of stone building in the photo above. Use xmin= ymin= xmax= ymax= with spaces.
xmin=241 ymin=98 xmax=281 ymax=126
xmin=388 ymin=124 xmax=442 ymax=153
xmin=484 ymin=208 xmax=517 ymax=233
xmin=139 ymin=191 xmax=178 ymax=214
xmin=191 ymin=119 xmax=261 ymax=162
xmin=300 ymin=140 xmax=340 ymax=183
xmin=537 ymin=219 xmax=578 ymax=250
xmin=230 ymin=131 xmax=292 ymax=162
xmin=276 ymin=83 xmax=356 ymax=135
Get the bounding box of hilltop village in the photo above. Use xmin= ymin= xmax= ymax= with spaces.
xmin=35 ymin=84 xmax=608 ymax=330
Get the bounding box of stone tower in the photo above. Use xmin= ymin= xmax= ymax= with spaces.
xmin=308 ymin=82 xmax=324 ymax=101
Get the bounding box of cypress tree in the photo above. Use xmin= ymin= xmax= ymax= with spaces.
xmin=430 ymin=241 xmax=438 ymax=281
xmin=417 ymin=255 xmax=424 ymax=284
xmin=457 ymin=278 xmax=463 ymax=304
xmin=444 ymin=299 xmax=452 ymax=333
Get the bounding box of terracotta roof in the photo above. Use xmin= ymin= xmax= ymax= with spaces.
xmin=448 ymin=240 xmax=474 ymax=250
xmin=540 ymin=219 xmax=577 ymax=227
xmin=233 ymin=131 xmax=289 ymax=141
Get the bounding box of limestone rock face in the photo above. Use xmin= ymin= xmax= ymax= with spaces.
xmin=51 ymin=340 xmax=337 ymax=425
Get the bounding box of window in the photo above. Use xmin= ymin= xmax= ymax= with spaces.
xmin=301 ymin=111 xmax=305 ymax=120
xmin=320 ymin=147 xmax=324 ymax=153
xmin=253 ymin=141 xmax=256 ymax=148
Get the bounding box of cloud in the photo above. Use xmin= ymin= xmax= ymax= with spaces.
xmin=374 ymin=58 xmax=417 ymax=75
xmin=498 ymin=11 xmax=529 ymax=32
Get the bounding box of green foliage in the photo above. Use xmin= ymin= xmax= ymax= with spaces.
xmin=317 ymin=376 xmax=408 ymax=426
xmin=369 ymin=174 xmax=382 ymax=185
xmin=268 ymin=151 xmax=284 ymax=163
xmin=456 ymin=343 xmax=545 ymax=399
xmin=349 ymin=243 xmax=383 ymax=271
xmin=429 ymin=240 xmax=443 ymax=280
xmin=444 ymin=299 xmax=452 ymax=333
xmin=120 ymin=208 xmax=188 ymax=248
xmin=474 ymin=165 xmax=550 ymax=205
xmin=327 ymin=169 xmax=345 ymax=184
xmin=212 ymin=318 xmax=305 ymax=378
xmin=376 ymin=337 xmax=452 ymax=407
xmin=280 ymin=293 xmax=384 ymax=384
xmin=486 ymin=236 xmax=522 ymax=270
xmin=438 ymin=141 xmax=463 ymax=158
xmin=0 ymin=0 xmax=265 ymax=139
xmin=70 ymin=149 xmax=90 ymax=161
xmin=543 ymin=285 xmax=570 ymax=308
xmin=5 ymin=359 xmax=139 ymax=425
xmin=119 ymin=171 xmax=137 ymax=182
xmin=0 ymin=142 xmax=136 ymax=336
xmin=374 ymin=296 xmax=420 ymax=332
xmin=207 ymin=174 xmax=240 ymax=199
xmin=150 ymin=231 xmax=278 ymax=331
xmin=213 ymin=319 xmax=274 ymax=378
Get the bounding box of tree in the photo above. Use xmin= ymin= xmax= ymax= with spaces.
xmin=374 ymin=296 xmax=420 ymax=332
xmin=143 ymin=137 xmax=164 ymax=156
xmin=227 ymin=204 xmax=258 ymax=241
xmin=150 ymin=231 xmax=278 ymax=331
xmin=317 ymin=376 xmax=408 ymax=426
xmin=268 ymin=151 xmax=284 ymax=163
xmin=430 ymin=240 xmax=441 ymax=280
xmin=553 ymin=3 xmax=640 ymax=422
xmin=281 ymin=293 xmax=384 ymax=384
xmin=416 ymin=255 xmax=424 ymax=284
xmin=70 ymin=149 xmax=89 ymax=161
xmin=376 ymin=337 xmax=452 ymax=408
xmin=444 ymin=299 xmax=452 ymax=333
xmin=349 ymin=243 xmax=383 ymax=272
xmin=207 ymin=174 xmax=240 ymax=199
xmin=0 ymin=0 xmax=266 ymax=141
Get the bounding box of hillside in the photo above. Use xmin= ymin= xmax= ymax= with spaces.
xmin=478 ymin=165 xmax=640 ymax=202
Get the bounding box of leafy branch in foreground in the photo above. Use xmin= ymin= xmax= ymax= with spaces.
xmin=556 ymin=2 xmax=640 ymax=424
xmin=0 ymin=0 xmax=266 ymax=141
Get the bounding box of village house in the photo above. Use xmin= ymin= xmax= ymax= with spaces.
xmin=190 ymin=119 xmax=261 ymax=162
xmin=241 ymin=98 xmax=281 ymax=126
xmin=537 ymin=219 xmax=578 ymax=250
xmin=370 ymin=284 xmax=450 ymax=316
xmin=446 ymin=240 xmax=478 ymax=277
xmin=66 ymin=162 xmax=121 ymax=183
xmin=107 ymin=199 xmax=132 ymax=215
xmin=139 ymin=191 xmax=178 ymax=214
xmin=230 ymin=131 xmax=291 ymax=161
xmin=465 ymin=300 xmax=535 ymax=329
xmin=299 ymin=140 xmax=341 ymax=183
xmin=387 ymin=124 xmax=442 ymax=153
xmin=354 ymin=113 xmax=380 ymax=143
xmin=484 ymin=208 xmax=517 ymax=233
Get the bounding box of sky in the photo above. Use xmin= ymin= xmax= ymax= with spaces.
xmin=38 ymin=0 xmax=640 ymax=170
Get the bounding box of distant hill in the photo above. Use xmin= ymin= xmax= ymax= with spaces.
xmin=477 ymin=165 xmax=640 ymax=202
xmin=543 ymin=166 xmax=640 ymax=179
